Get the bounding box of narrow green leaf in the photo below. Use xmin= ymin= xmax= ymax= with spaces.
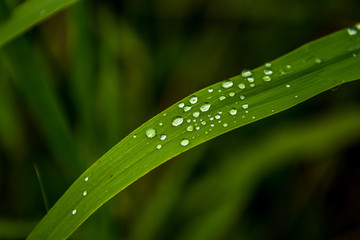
xmin=0 ymin=0 xmax=79 ymax=48
xmin=28 ymin=25 xmax=360 ymax=239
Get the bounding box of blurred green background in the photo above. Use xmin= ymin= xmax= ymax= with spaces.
xmin=1 ymin=0 xmax=360 ymax=239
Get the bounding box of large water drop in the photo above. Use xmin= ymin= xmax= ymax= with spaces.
xmin=242 ymin=69 xmax=252 ymax=77
xmin=222 ymin=80 xmax=233 ymax=88
xmin=200 ymin=103 xmax=211 ymax=112
xmin=189 ymin=96 xmax=198 ymax=104
xmin=229 ymin=108 xmax=237 ymax=115
xmin=180 ymin=139 xmax=190 ymax=146
xmin=146 ymin=128 xmax=156 ymax=138
xmin=172 ymin=117 xmax=184 ymax=126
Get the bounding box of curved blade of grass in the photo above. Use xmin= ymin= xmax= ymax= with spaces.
xmin=28 ymin=25 xmax=360 ymax=239
xmin=0 ymin=0 xmax=78 ymax=48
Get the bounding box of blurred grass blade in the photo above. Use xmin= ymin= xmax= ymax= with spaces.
xmin=0 ymin=0 xmax=79 ymax=48
xmin=34 ymin=164 xmax=50 ymax=212
xmin=28 ymin=25 xmax=360 ymax=239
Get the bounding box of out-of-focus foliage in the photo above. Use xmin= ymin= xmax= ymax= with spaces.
xmin=0 ymin=0 xmax=359 ymax=239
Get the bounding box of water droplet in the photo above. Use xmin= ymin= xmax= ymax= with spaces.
xmin=163 ymin=113 xmax=167 ymax=117
xmin=189 ymin=96 xmax=198 ymax=104
xmin=240 ymin=95 xmax=245 ymax=100
xmin=215 ymin=114 xmax=221 ymax=119
xmin=347 ymin=28 xmax=358 ymax=36
xmin=178 ymin=103 xmax=185 ymax=108
xmin=184 ymin=106 xmax=192 ymax=112
xmin=72 ymin=209 xmax=77 ymax=215
xmin=82 ymin=191 xmax=87 ymax=196
xmin=247 ymin=77 xmax=255 ymax=83
xmin=156 ymin=144 xmax=162 ymax=149
xmin=250 ymin=83 xmax=255 ymax=87
xmin=133 ymin=134 xmax=137 ymax=138
xmin=286 ymin=84 xmax=291 ymax=88
xmin=279 ymin=69 xmax=286 ymax=75
xmin=242 ymin=69 xmax=252 ymax=77
xmin=238 ymin=83 xmax=246 ymax=89
xmin=223 ymin=123 xmax=228 ymax=127
xmin=295 ymin=95 xmax=298 ymax=98
xmin=201 ymin=121 xmax=206 ymax=125
xmin=252 ymin=116 xmax=256 ymax=119
xmin=263 ymin=76 xmax=271 ymax=82
xmin=242 ymin=104 xmax=249 ymax=109
xmin=229 ymin=92 xmax=235 ymax=97
xmin=160 ymin=134 xmax=167 ymax=140
xmin=219 ymin=96 xmax=226 ymax=101
xmin=172 ymin=117 xmax=184 ymax=126
xmin=193 ymin=111 xmax=200 ymax=118
xmin=222 ymin=80 xmax=233 ymax=88
xmin=229 ymin=108 xmax=237 ymax=115
xmin=264 ymin=68 xmax=273 ymax=75
xmin=195 ymin=126 xmax=201 ymax=130
xmin=355 ymin=23 xmax=360 ymax=30
xmin=218 ymin=111 xmax=223 ymax=114
xmin=286 ymin=64 xmax=292 ymax=69
xmin=314 ymin=58 xmax=322 ymax=64
xmin=200 ymin=103 xmax=211 ymax=112
xmin=146 ymin=128 xmax=156 ymax=138
xmin=187 ymin=125 xmax=194 ymax=131
xmin=208 ymin=88 xmax=214 ymax=92
xmin=353 ymin=53 xmax=358 ymax=57
xmin=84 ymin=177 xmax=89 ymax=182
xmin=265 ymin=62 xmax=272 ymax=68
xmin=180 ymin=139 xmax=190 ymax=146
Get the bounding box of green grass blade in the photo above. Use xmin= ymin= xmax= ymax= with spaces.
xmin=27 ymin=25 xmax=360 ymax=239
xmin=0 ymin=0 xmax=79 ymax=48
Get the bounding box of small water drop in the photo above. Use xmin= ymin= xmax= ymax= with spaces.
xmin=156 ymin=144 xmax=162 ymax=149
xmin=314 ymin=58 xmax=322 ymax=64
xmin=238 ymin=83 xmax=246 ymax=89
xmin=286 ymin=84 xmax=291 ymax=88
xmin=215 ymin=114 xmax=221 ymax=119
xmin=83 ymin=191 xmax=87 ymax=196
xmin=295 ymin=95 xmax=298 ymax=98
xmin=84 ymin=177 xmax=89 ymax=182
xmin=353 ymin=53 xmax=358 ymax=57
xmin=263 ymin=76 xmax=271 ymax=82
xmin=208 ymin=88 xmax=214 ymax=92
xmin=222 ymin=80 xmax=233 ymax=88
xmin=193 ymin=111 xmax=200 ymax=118
xmin=200 ymin=103 xmax=211 ymax=112
xmin=229 ymin=92 xmax=235 ymax=97
xmin=172 ymin=117 xmax=184 ymax=126
xmin=240 ymin=95 xmax=245 ymax=100
xmin=242 ymin=69 xmax=252 ymax=77
xmin=265 ymin=62 xmax=272 ymax=68
xmin=178 ymin=103 xmax=185 ymax=108
xmin=160 ymin=134 xmax=167 ymax=140
xmin=201 ymin=121 xmax=206 ymax=125
xmin=223 ymin=123 xmax=228 ymax=127
xmin=187 ymin=125 xmax=194 ymax=131
xmin=229 ymin=108 xmax=237 ymax=115
xmin=218 ymin=111 xmax=223 ymax=114
xmin=180 ymin=139 xmax=190 ymax=146
xmin=219 ymin=96 xmax=226 ymax=101
xmin=72 ymin=209 xmax=77 ymax=215
xmin=184 ymin=106 xmax=192 ymax=112
xmin=133 ymin=134 xmax=137 ymax=138
xmin=242 ymin=104 xmax=249 ymax=109
xmin=355 ymin=23 xmax=360 ymax=30
xmin=163 ymin=113 xmax=167 ymax=117
xmin=250 ymin=83 xmax=255 ymax=87
xmin=189 ymin=96 xmax=198 ymax=104
xmin=264 ymin=68 xmax=273 ymax=75
xmin=159 ymin=122 xmax=163 ymax=126
xmin=279 ymin=69 xmax=286 ymax=76
xmin=252 ymin=116 xmax=256 ymax=119
xmin=210 ymin=124 xmax=215 ymax=127
xmin=347 ymin=28 xmax=358 ymax=36
xmin=195 ymin=126 xmax=200 ymax=130
xmin=286 ymin=64 xmax=292 ymax=69
xmin=247 ymin=77 xmax=254 ymax=83
xmin=146 ymin=128 xmax=156 ymax=138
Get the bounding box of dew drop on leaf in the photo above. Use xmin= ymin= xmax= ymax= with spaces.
xmin=223 ymin=123 xmax=228 ymax=127
xmin=229 ymin=108 xmax=237 ymax=115
xmin=264 ymin=68 xmax=273 ymax=75
xmin=265 ymin=62 xmax=271 ymax=68
xmin=178 ymin=102 xmax=185 ymax=108
xmin=156 ymin=144 xmax=162 ymax=149
xmin=242 ymin=104 xmax=249 ymax=109
xmin=347 ymin=28 xmax=358 ymax=36
xmin=82 ymin=191 xmax=87 ymax=196
xmin=263 ymin=76 xmax=271 ymax=82
xmin=208 ymin=88 xmax=214 ymax=92
xmin=219 ymin=96 xmax=226 ymax=101
xmin=238 ymin=83 xmax=246 ymax=89
xmin=160 ymin=134 xmax=167 ymax=140
xmin=222 ymin=80 xmax=233 ymax=88
xmin=247 ymin=77 xmax=254 ymax=83
xmin=187 ymin=125 xmax=194 ymax=132
xmin=184 ymin=106 xmax=192 ymax=112
xmin=172 ymin=117 xmax=184 ymax=127
xmin=229 ymin=92 xmax=235 ymax=97
xmin=193 ymin=111 xmax=200 ymax=118
xmin=286 ymin=84 xmax=291 ymax=88
xmin=189 ymin=96 xmax=198 ymax=104
xmin=72 ymin=209 xmax=77 ymax=215
xmin=180 ymin=139 xmax=190 ymax=146
xmin=200 ymin=103 xmax=211 ymax=112
xmin=242 ymin=69 xmax=252 ymax=77
xmin=146 ymin=128 xmax=156 ymax=138
xmin=84 ymin=177 xmax=89 ymax=182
